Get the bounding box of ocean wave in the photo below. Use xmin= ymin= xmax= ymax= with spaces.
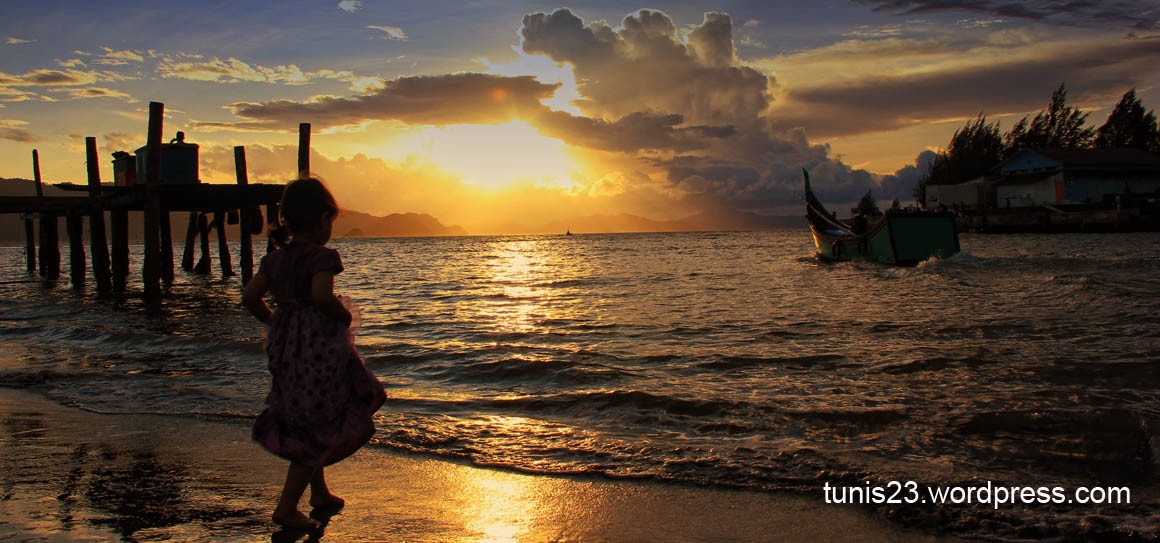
xmin=696 ymin=353 xmax=848 ymax=371
xmin=424 ymin=357 xmax=632 ymax=386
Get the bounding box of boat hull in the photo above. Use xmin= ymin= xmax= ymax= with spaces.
xmin=809 ymin=212 xmax=959 ymax=266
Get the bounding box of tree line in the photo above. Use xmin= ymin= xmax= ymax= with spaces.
xmin=916 ymin=84 xmax=1160 ymax=200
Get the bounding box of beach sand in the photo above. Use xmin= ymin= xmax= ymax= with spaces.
xmin=0 ymin=387 xmax=967 ymax=542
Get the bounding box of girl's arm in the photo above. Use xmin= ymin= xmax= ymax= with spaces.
xmin=242 ymin=270 xmax=273 ymax=324
xmin=311 ymin=270 xmax=352 ymax=327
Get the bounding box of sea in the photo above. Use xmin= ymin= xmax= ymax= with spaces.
xmin=1 ymin=230 xmax=1158 ymax=541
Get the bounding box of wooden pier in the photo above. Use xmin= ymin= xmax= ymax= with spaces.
xmin=0 ymin=102 xmax=313 ymax=296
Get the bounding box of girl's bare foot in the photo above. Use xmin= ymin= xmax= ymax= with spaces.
xmin=310 ymin=493 xmax=345 ymax=511
xmin=273 ymin=510 xmax=320 ymax=530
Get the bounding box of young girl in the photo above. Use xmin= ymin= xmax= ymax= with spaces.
xmin=242 ymin=177 xmax=386 ymax=530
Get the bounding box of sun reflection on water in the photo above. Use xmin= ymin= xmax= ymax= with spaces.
xmin=477 ymin=240 xmax=556 ymax=336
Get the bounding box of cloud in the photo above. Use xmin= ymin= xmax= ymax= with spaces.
xmin=0 ymin=68 xmax=124 ymax=87
xmin=766 ymin=33 xmax=1160 ymax=138
xmin=518 ymin=8 xmax=895 ymax=212
xmin=337 ymin=0 xmax=361 ymax=13
xmin=0 ymin=86 xmax=36 ymax=103
xmin=193 ymin=73 xmax=559 ymax=132
xmin=69 ymin=47 xmax=146 ymax=66
xmin=0 ymin=68 xmax=131 ymax=105
xmin=854 ymin=0 xmax=1160 ymax=30
xmin=0 ymin=120 xmax=37 ymax=142
xmin=156 ymin=55 xmax=381 ymax=92
xmin=5 ymin=37 xmax=33 ymax=45
xmin=368 ymin=25 xmax=408 ymax=41
xmin=158 ymin=56 xmax=311 ymax=84
xmin=94 ymin=47 xmax=145 ymax=65
xmin=57 ymin=87 xmax=134 ymax=101
xmin=521 ymin=9 xmax=771 ymax=125
xmin=534 ymin=109 xmax=734 ymax=152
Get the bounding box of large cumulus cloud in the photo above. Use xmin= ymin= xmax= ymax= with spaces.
xmin=521 ymin=9 xmax=770 ymax=125
xmin=522 ymin=8 xmax=912 ymax=210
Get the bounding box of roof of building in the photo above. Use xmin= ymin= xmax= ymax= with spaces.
xmin=1011 ymin=148 xmax=1160 ymax=169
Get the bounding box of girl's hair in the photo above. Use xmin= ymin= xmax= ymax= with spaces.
xmin=269 ymin=176 xmax=339 ymax=247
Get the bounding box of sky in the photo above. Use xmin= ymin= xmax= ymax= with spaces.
xmin=2 ymin=0 xmax=1159 ymax=233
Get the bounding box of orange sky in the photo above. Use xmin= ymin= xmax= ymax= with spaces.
xmin=3 ymin=2 xmax=1159 ymax=233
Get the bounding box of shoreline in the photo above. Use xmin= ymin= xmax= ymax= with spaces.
xmin=0 ymin=386 xmax=967 ymax=542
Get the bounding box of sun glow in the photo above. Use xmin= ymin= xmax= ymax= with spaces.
xmin=386 ymin=121 xmax=579 ymax=190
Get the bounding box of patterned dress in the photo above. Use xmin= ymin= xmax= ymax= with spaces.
xmin=252 ymin=242 xmax=386 ymax=467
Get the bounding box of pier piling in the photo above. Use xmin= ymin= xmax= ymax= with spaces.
xmin=235 ymin=146 xmax=254 ymax=285
xmin=142 ymin=102 xmax=163 ymax=297
xmin=265 ymin=203 xmax=279 ymax=254
xmin=215 ymin=210 xmax=234 ymax=277
xmin=110 ymin=208 xmax=129 ymax=292
xmin=84 ymin=137 xmax=112 ymax=292
xmin=33 ymin=150 xmax=60 ymax=280
xmin=298 ymin=123 xmax=310 ymax=177
xmin=195 ymin=213 xmax=211 ymax=274
xmin=182 ymin=212 xmax=197 ymax=271
xmin=66 ymin=212 xmax=85 ymax=289
xmin=23 ymin=213 xmax=36 ymax=273
xmin=160 ymin=206 xmax=175 ymax=284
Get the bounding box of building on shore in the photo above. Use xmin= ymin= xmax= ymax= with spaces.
xmin=925 ymin=148 xmax=1160 ymax=232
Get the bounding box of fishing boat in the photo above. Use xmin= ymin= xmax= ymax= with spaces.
xmin=803 ymin=169 xmax=959 ymax=266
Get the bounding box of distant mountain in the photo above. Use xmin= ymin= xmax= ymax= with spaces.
xmin=3 ymin=177 xmax=800 ymax=242
xmin=335 ymin=209 xmax=467 ymax=238
xmin=0 ymin=178 xmax=467 ymax=242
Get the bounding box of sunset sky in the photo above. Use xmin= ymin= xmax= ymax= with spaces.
xmin=3 ymin=1 xmax=1159 ymax=233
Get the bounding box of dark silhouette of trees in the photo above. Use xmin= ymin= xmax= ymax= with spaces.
xmin=914 ymin=84 xmax=1160 ymax=204
xmin=1094 ymin=88 xmax=1160 ymax=152
xmin=915 ymin=114 xmax=1004 ymax=201
xmin=1004 ymin=84 xmax=1094 ymax=151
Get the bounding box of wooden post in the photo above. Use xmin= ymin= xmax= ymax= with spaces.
xmin=214 ymin=211 xmax=234 ymax=277
xmin=182 ymin=211 xmax=197 ymax=271
xmin=235 ymin=146 xmax=254 ymax=284
xmin=23 ymin=214 xmax=36 ymax=272
xmin=110 ymin=208 xmax=129 ymax=292
xmin=66 ymin=212 xmax=85 ymax=289
xmin=33 ymin=150 xmax=44 ymax=199
xmin=298 ymin=122 xmax=310 ymax=178
xmin=43 ymin=216 xmax=61 ymax=280
xmin=160 ymin=206 xmax=174 ymax=284
xmin=84 ymin=137 xmax=112 ymax=291
xmin=266 ymin=202 xmax=279 ymax=254
xmin=195 ymin=213 xmax=211 ymax=274
xmin=33 ymin=150 xmax=61 ymax=279
xmin=142 ymin=102 xmax=163 ymax=297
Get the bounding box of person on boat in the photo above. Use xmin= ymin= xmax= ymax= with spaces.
xmin=853 ymin=213 xmax=868 ymax=235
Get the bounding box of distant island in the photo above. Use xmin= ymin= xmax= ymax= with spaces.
xmin=1 ymin=177 xmax=808 ymax=240
xmin=335 ymin=209 xmax=466 ymax=238
xmin=0 ymin=178 xmax=465 ymax=242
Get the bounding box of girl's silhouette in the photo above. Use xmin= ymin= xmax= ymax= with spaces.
xmin=243 ymin=177 xmax=386 ymax=530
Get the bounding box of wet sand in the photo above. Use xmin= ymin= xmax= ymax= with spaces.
xmin=0 ymin=387 xmax=967 ymax=542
